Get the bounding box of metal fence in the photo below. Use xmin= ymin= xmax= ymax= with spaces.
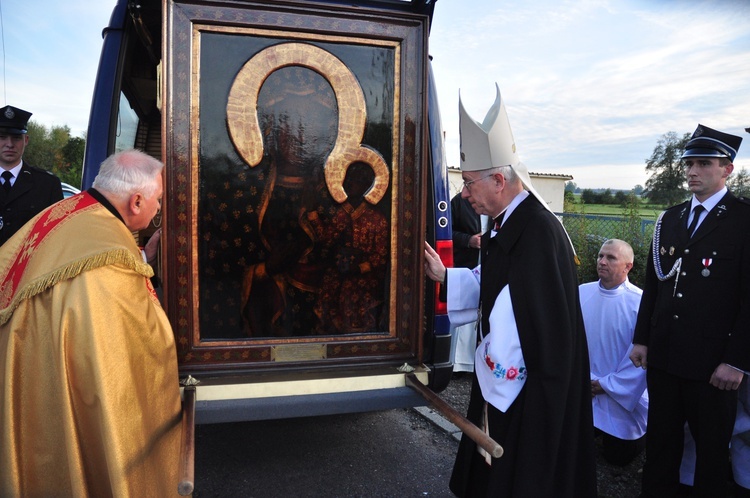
xmin=556 ymin=212 xmax=656 ymax=289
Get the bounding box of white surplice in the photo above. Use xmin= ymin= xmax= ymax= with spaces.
xmin=579 ymin=279 xmax=648 ymax=440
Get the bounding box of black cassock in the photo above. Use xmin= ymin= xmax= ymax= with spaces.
xmin=449 ymin=195 xmax=597 ymax=497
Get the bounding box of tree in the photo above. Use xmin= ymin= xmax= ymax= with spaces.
xmin=581 ymin=188 xmax=598 ymax=204
xmin=643 ymin=131 xmax=690 ymax=206
xmin=565 ymin=181 xmax=577 ymax=193
xmin=728 ymin=166 xmax=750 ymax=198
xmin=22 ymin=121 xmax=84 ymax=187
xmin=25 ymin=121 xmax=59 ymax=169
xmin=632 ymin=184 xmax=644 ymax=196
xmin=563 ymin=190 xmax=576 ymax=212
xmin=59 ymin=136 xmax=86 ymax=187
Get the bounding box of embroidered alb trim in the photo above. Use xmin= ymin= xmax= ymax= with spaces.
xmin=481 ymin=341 xmax=527 ymax=381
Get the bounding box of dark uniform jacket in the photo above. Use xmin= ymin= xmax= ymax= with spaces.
xmin=450 ymin=194 xmax=481 ymax=269
xmin=0 ymin=161 xmax=63 ymax=246
xmin=634 ymin=192 xmax=750 ymax=380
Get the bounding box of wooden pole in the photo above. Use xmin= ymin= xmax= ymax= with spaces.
xmin=178 ymin=385 xmax=196 ymax=496
xmin=405 ymin=373 xmax=503 ymax=459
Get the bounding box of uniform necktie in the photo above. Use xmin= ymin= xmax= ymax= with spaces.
xmin=1 ymin=171 xmax=13 ymax=192
xmin=687 ymin=204 xmax=705 ymax=237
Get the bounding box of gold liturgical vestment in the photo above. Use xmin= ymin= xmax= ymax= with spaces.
xmin=0 ymin=192 xmax=181 ymax=497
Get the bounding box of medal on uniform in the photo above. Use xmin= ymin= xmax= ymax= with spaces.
xmin=660 ymin=246 xmax=666 ymax=256
xmin=669 ymin=246 xmax=675 ymax=256
xmin=701 ymin=258 xmax=712 ymax=277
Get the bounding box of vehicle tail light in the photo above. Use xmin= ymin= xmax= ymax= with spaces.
xmin=433 ymin=239 xmax=453 ymax=315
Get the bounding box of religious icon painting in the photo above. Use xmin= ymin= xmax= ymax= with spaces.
xmin=164 ymin=1 xmax=429 ymax=369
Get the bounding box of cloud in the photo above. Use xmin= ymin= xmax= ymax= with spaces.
xmin=5 ymin=0 xmax=748 ymax=190
xmin=430 ymin=0 xmax=750 ymax=189
xmin=1 ymin=1 xmax=114 ymax=135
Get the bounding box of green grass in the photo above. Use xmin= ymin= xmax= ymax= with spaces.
xmin=571 ymin=203 xmax=662 ymax=219
xmin=566 ymin=193 xmax=664 ymax=220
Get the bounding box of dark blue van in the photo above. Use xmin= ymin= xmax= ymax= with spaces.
xmin=82 ymin=0 xmax=454 ymax=424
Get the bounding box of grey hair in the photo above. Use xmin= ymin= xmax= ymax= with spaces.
xmin=602 ymin=238 xmax=635 ymax=264
xmin=92 ymin=149 xmax=163 ymax=200
xmin=492 ymin=165 xmax=518 ymax=185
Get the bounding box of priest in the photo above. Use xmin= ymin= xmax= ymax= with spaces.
xmin=0 ymin=149 xmax=180 ymax=496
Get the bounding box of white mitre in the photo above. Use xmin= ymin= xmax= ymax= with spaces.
xmin=459 ymin=84 xmax=578 ymax=261
xmin=458 ymin=83 xmax=552 ymax=213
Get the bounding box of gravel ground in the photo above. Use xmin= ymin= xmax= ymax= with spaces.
xmin=437 ymin=374 xmax=644 ymax=498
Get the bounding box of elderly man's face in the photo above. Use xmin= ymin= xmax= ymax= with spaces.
xmin=460 ymin=171 xmax=497 ymax=216
xmin=597 ymin=243 xmax=632 ymax=289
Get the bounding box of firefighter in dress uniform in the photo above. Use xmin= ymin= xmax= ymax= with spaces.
xmin=631 ymin=124 xmax=750 ymax=496
xmin=0 ymin=105 xmax=63 ymax=246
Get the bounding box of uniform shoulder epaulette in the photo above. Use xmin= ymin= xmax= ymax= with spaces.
xmin=737 ymin=196 xmax=750 ymax=206
xmin=24 ymin=163 xmax=57 ymax=176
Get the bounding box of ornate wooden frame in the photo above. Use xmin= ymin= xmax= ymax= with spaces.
xmin=163 ymin=0 xmax=429 ymax=372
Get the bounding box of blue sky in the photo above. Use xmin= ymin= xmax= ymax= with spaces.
xmin=0 ymin=1 xmax=112 ymax=136
xmin=430 ymin=0 xmax=750 ymax=189
xmin=2 ymin=0 xmax=748 ymax=189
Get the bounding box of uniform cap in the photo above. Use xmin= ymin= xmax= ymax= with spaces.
xmin=0 ymin=105 xmax=32 ymax=134
xmin=681 ymin=124 xmax=742 ymax=161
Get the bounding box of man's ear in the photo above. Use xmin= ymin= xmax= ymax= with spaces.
xmin=724 ymin=162 xmax=734 ymax=178
xmin=493 ymin=173 xmax=505 ymax=190
xmin=128 ymin=193 xmax=144 ymax=216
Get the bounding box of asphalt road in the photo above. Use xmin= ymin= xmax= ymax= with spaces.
xmin=189 ymin=375 xmax=650 ymax=498
xmin=192 ymin=408 xmax=460 ymax=497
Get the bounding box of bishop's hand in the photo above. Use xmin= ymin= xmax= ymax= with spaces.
xmin=424 ymin=241 xmax=446 ymax=284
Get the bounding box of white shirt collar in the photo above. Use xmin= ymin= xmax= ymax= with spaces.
xmin=690 ymin=186 xmax=727 ymax=214
xmin=597 ymin=278 xmax=629 ymax=295
xmin=1 ymin=162 xmax=23 ymax=186
xmin=494 ymin=190 xmax=529 ymax=229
